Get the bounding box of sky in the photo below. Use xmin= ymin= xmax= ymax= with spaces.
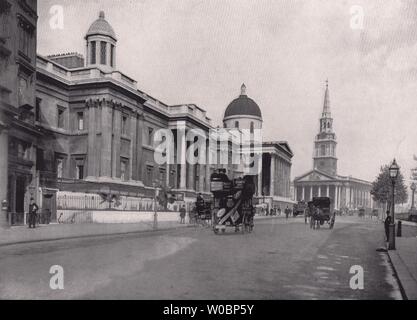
xmin=37 ymin=0 xmax=417 ymax=189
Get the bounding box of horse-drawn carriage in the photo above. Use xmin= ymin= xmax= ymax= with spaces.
xmin=308 ymin=197 xmax=335 ymax=229
xmin=210 ymin=169 xmax=255 ymax=234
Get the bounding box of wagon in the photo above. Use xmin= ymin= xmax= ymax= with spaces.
xmin=210 ymin=171 xmax=255 ymax=235
xmin=308 ymin=197 xmax=335 ymax=229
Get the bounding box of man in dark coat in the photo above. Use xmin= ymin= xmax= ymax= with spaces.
xmin=28 ymin=198 xmax=39 ymax=229
xmin=384 ymin=211 xmax=392 ymax=242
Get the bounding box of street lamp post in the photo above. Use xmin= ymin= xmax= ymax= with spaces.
xmin=153 ymin=181 xmax=160 ymax=230
xmin=388 ymin=159 xmax=399 ymax=250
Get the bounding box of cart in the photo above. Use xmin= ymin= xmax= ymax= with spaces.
xmin=210 ymin=170 xmax=255 ymax=234
xmin=308 ymin=197 xmax=335 ymax=229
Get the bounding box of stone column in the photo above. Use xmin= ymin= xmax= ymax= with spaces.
xmin=136 ymin=113 xmax=144 ymax=181
xmin=318 ymin=185 xmax=322 ymax=197
xmin=309 ymin=186 xmax=313 ymax=201
xmin=178 ymin=128 xmax=187 ymax=190
xmin=87 ymin=100 xmax=97 ymax=178
xmin=0 ymin=121 xmax=9 ymax=229
xmin=334 ymin=185 xmax=338 ymax=210
xmin=199 ymin=164 xmax=205 ymax=193
xmin=302 ymin=186 xmax=305 ymax=201
xmin=106 ymin=42 xmax=111 ymax=67
xmin=130 ymin=111 xmax=137 ymax=181
xmin=257 ymin=171 xmax=262 ymax=197
xmin=270 ymin=154 xmax=275 ymax=197
xmin=166 ymin=163 xmax=170 ymax=187
xmin=112 ymin=104 xmax=121 ymax=178
xmin=187 ymin=159 xmax=195 ymax=191
xmin=95 ymin=41 xmax=100 ymax=66
xmin=205 ymin=140 xmax=210 ymax=192
xmin=100 ymin=100 xmax=112 ymax=177
xmin=326 ymin=185 xmax=330 ymax=197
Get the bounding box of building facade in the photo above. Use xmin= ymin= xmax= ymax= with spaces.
xmin=294 ymin=82 xmax=373 ymax=212
xmin=1 ymin=9 xmax=294 ymax=225
xmin=0 ymin=0 xmax=38 ymax=227
xmin=221 ymin=84 xmax=294 ymax=210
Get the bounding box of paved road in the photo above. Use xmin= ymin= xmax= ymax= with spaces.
xmin=0 ymin=217 xmax=403 ymax=299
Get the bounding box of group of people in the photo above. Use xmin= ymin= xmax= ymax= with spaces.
xmin=260 ymin=205 xmax=293 ymax=219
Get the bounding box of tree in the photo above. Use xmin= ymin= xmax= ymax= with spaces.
xmin=411 ymin=155 xmax=417 ymax=182
xmin=371 ymin=164 xmax=408 ymax=210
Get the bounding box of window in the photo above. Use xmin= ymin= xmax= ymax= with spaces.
xmin=146 ymin=165 xmax=153 ymax=185
xmin=57 ymin=106 xmax=65 ymax=129
xmin=121 ymin=115 xmax=128 ymax=135
xmin=250 ymin=121 xmax=254 ymax=133
xmin=110 ymin=44 xmax=115 ymax=67
xmin=36 ymin=148 xmax=44 ymax=170
xmin=235 ymin=121 xmax=239 ymax=128
xmin=35 ymin=98 xmax=41 ymax=122
xmin=18 ymin=20 xmax=33 ymax=57
xmin=159 ymin=168 xmax=166 ymax=185
xmin=120 ymin=159 xmax=128 ymax=181
xmin=17 ymin=142 xmax=29 ymax=159
xmin=76 ymin=164 xmax=84 ymax=180
xmin=77 ymin=112 xmax=84 ymax=131
xmin=147 ymin=127 xmax=154 ymax=146
xmin=100 ymin=41 xmax=106 ymax=65
xmin=56 ymin=158 xmax=64 ymax=178
xmin=90 ymin=41 xmax=96 ymax=64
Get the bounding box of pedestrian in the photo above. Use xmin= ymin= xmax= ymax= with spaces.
xmin=384 ymin=211 xmax=392 ymax=242
xmin=285 ymin=205 xmax=290 ymax=219
xmin=28 ymin=198 xmax=39 ymax=229
xmin=179 ymin=205 xmax=186 ymax=224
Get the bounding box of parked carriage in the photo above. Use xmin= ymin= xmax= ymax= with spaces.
xmin=308 ymin=197 xmax=335 ymax=229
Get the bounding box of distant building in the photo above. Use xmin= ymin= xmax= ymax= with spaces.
xmin=294 ymin=81 xmax=373 ymax=212
xmin=221 ymin=84 xmax=294 ymax=209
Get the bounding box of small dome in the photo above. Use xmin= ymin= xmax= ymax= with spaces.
xmin=86 ymin=11 xmax=117 ymax=41
xmin=224 ymin=84 xmax=262 ymax=119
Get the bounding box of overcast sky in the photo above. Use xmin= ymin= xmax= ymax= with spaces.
xmin=37 ymin=0 xmax=417 ymax=187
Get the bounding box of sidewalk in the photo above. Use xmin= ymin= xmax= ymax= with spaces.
xmin=0 ymin=215 xmax=287 ymax=247
xmin=0 ymin=220 xmax=192 ymax=247
xmin=388 ymin=237 xmax=417 ymax=300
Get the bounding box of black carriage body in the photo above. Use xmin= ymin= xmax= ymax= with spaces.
xmin=309 ymin=197 xmax=332 ymax=222
xmin=210 ymin=171 xmax=255 ymax=232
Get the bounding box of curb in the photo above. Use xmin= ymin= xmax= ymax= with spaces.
xmin=0 ymin=224 xmax=195 ymax=248
xmin=0 ymin=215 xmax=288 ymax=247
xmin=387 ymin=249 xmax=409 ymax=300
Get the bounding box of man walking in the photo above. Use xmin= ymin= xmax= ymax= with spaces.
xmin=285 ymin=206 xmax=290 ymax=219
xmin=28 ymin=198 xmax=39 ymax=229
xmin=179 ymin=205 xmax=186 ymax=224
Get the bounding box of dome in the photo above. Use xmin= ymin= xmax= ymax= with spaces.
xmin=86 ymin=11 xmax=117 ymax=41
xmin=224 ymin=84 xmax=262 ymax=119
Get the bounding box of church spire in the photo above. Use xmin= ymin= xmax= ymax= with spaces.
xmin=322 ymin=79 xmax=331 ymax=118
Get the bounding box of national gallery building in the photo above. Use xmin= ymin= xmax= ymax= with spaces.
xmin=1 ymin=10 xmax=294 ymax=224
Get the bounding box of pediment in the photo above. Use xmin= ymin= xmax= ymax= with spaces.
xmin=295 ymin=170 xmax=337 ymax=182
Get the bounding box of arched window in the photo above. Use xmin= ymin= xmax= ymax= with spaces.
xmin=250 ymin=121 xmax=254 ymax=133
xmin=235 ymin=121 xmax=239 ymax=128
